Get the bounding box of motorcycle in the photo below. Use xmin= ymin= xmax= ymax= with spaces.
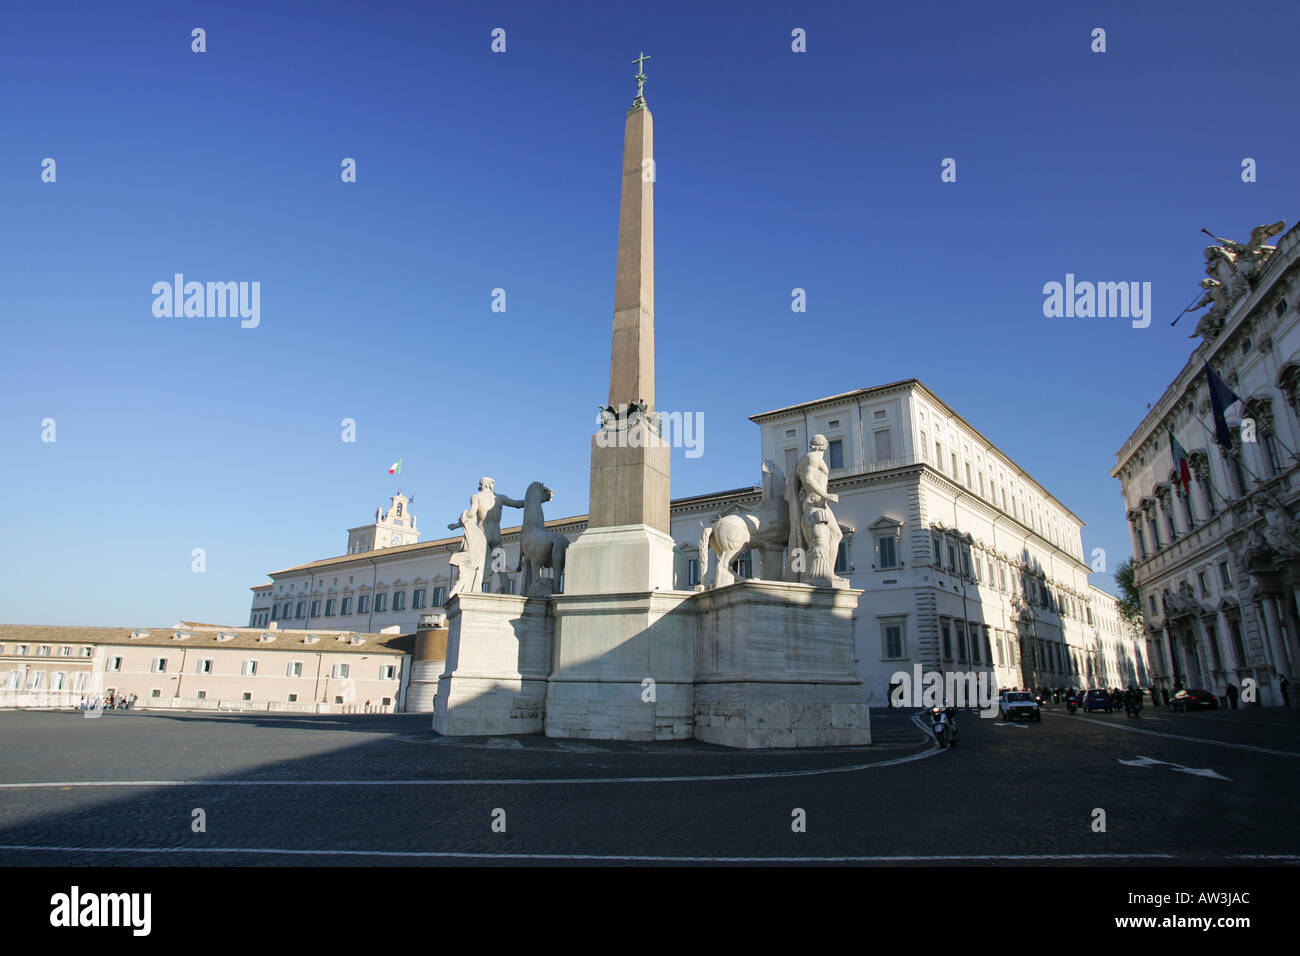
xmin=1125 ymin=695 xmax=1142 ymax=717
xmin=928 ymin=705 xmax=958 ymax=748
xmin=1066 ymin=696 xmax=1078 ymax=714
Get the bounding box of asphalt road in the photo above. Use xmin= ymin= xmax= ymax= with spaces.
xmin=0 ymin=704 xmax=1296 ymax=865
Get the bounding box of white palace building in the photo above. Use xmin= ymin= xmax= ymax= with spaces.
xmin=250 ymin=378 xmax=1148 ymax=711
xmin=1113 ymin=219 xmax=1300 ymax=707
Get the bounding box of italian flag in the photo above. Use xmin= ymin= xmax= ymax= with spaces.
xmin=1169 ymin=429 xmax=1191 ymax=494
xmin=387 ymin=458 xmax=402 ymax=475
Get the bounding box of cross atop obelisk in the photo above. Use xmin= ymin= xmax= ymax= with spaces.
xmin=631 ymin=52 xmax=650 ymax=110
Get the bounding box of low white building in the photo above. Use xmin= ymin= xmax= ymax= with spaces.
xmin=252 ymin=379 xmax=1146 ymax=708
xmin=0 ymin=623 xmax=411 ymax=713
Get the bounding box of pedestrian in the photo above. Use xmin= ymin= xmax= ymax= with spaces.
xmin=1282 ymin=675 xmax=1291 ymax=709
xmin=1226 ymin=682 xmax=1239 ymax=709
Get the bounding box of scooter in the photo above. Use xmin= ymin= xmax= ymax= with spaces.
xmin=929 ymin=705 xmax=958 ymax=748
xmin=1066 ymin=696 xmax=1078 ymax=714
xmin=1125 ymin=696 xmax=1142 ymax=717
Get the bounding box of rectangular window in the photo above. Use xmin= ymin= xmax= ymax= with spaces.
xmin=59 ymin=645 xmax=72 ymax=656
xmin=951 ymin=453 xmax=959 ymax=477
xmin=964 ymin=462 xmax=972 ymax=487
xmin=932 ymin=533 xmax=942 ymax=566
xmin=242 ymin=692 xmax=252 ymax=701
xmin=196 ymin=690 xmax=206 ymax=700
xmin=919 ymin=430 xmax=928 ymax=462
xmin=358 ymin=595 xmax=370 ymax=614
xmin=1198 ymin=571 xmax=1209 ymax=596
xmin=941 ymin=619 xmax=953 ymax=659
xmin=978 ymin=471 xmax=985 ymax=495
xmin=393 ymin=591 xmax=406 ymax=611
xmin=242 ymin=660 xmax=257 ymax=676
xmin=433 ymin=587 xmax=447 ymax=606
xmin=341 ymin=597 xmax=352 ymax=615
xmin=413 ymin=588 xmax=425 ymax=609
xmin=834 ymin=542 xmax=849 ymax=574
xmin=881 ymin=620 xmax=905 ymax=659
xmin=1264 ymin=433 xmax=1282 ymax=476
xmin=688 ymin=558 xmax=700 ymax=587
xmin=309 ymin=600 xmax=320 ymax=618
xmin=332 ymin=663 xmax=350 ymax=679
xmin=1219 ymin=561 xmax=1233 ymax=588
xmin=106 ymin=656 xmax=122 ymax=672
xmin=873 ymin=429 xmax=891 ymax=461
xmin=295 ymin=601 xmax=305 ymax=619
xmin=878 ymin=535 xmax=897 ymax=568
xmin=935 ymin=442 xmax=943 ymax=471
xmin=325 ymin=598 xmax=336 ymax=616
xmin=197 ymin=659 xmax=213 ymax=674
xmin=38 ymin=646 xmax=51 ymax=657
xmin=151 ymin=689 xmax=161 ymax=698
xmin=380 ymin=664 xmax=397 ymax=680
xmin=151 ymin=658 xmax=167 ymax=674
xmin=288 ymin=694 xmax=298 ymax=702
xmin=947 ymin=544 xmax=957 ymax=572
xmin=374 ymin=593 xmax=388 ymax=613
xmin=827 ymin=439 xmax=844 ymax=470
xmin=287 ymin=661 xmax=303 ymax=677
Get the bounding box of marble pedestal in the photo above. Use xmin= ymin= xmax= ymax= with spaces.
xmin=545 ymin=589 xmax=697 ymax=741
xmin=562 ymin=523 xmax=676 ymax=595
xmin=432 ymin=593 xmax=553 ymax=736
xmin=693 ymin=580 xmax=871 ymax=748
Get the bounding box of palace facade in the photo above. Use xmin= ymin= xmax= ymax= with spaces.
xmin=1113 ymin=220 xmax=1300 ymax=706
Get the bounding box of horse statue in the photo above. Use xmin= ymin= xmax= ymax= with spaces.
xmin=698 ymin=460 xmax=790 ymax=588
xmin=517 ymin=481 xmax=569 ymax=598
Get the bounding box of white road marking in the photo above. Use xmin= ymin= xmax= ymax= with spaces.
xmin=0 ymin=844 xmax=1183 ymax=863
xmin=1117 ymin=755 xmax=1231 ymax=781
xmin=1073 ymin=714 xmax=1300 ymax=758
xmin=0 ymin=746 xmax=946 ymax=791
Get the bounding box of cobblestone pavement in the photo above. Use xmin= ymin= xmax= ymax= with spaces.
xmin=0 ymin=705 xmax=1296 ymax=865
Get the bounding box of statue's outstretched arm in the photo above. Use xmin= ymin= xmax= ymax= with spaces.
xmin=500 ymin=496 xmax=526 ymax=508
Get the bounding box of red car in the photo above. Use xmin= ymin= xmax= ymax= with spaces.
xmin=1169 ymin=689 xmax=1219 ymax=712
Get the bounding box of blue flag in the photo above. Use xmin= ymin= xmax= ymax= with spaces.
xmin=1205 ymin=364 xmax=1241 ymax=447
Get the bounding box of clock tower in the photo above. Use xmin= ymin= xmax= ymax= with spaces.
xmin=346 ymin=494 xmax=419 ymax=554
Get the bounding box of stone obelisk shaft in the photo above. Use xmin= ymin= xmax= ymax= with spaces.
xmin=587 ymin=103 xmax=671 ymax=535
xmin=609 ymin=105 xmax=655 ymax=411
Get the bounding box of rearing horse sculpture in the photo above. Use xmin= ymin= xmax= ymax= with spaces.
xmin=517 ymin=481 xmax=569 ymax=598
xmin=698 ymin=461 xmax=790 ymax=588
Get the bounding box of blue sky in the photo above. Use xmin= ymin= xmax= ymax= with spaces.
xmin=2 ymin=0 xmax=1297 ymax=625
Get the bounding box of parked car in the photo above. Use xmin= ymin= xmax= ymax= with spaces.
xmin=1169 ymin=688 xmax=1219 ymax=712
xmin=1082 ymin=689 xmax=1113 ymax=713
xmin=999 ymin=690 xmax=1041 ymax=722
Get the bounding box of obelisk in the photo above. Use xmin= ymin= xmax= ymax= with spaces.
xmin=565 ymin=53 xmax=675 ymax=594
